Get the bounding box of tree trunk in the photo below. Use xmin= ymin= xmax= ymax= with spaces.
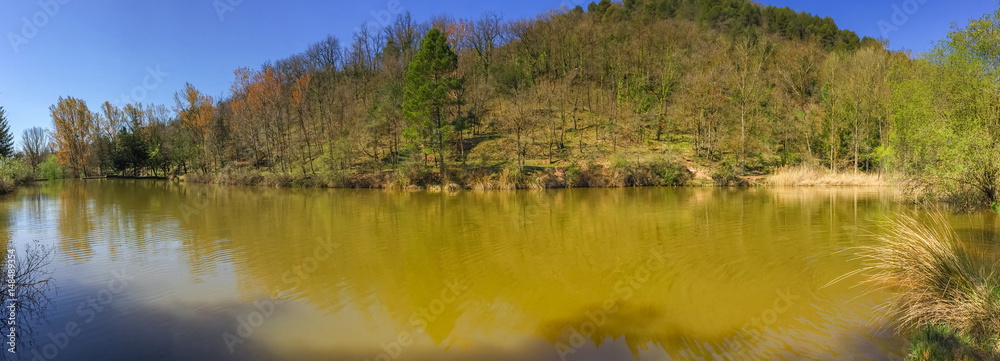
xmin=741 ymin=105 xmax=747 ymax=175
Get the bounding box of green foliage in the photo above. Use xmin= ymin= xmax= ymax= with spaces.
xmin=0 ymin=157 xmax=33 ymax=184
xmin=319 ymin=138 xmax=353 ymax=171
xmin=0 ymin=157 xmax=32 ymax=194
xmin=609 ymin=156 xmax=693 ymax=187
xmin=885 ymin=8 xmax=1000 ymax=207
xmin=38 ymin=155 xmax=64 ymax=180
xmin=712 ymin=160 xmax=747 ymax=186
xmin=111 ymin=128 xmax=150 ymax=176
xmin=403 ymin=28 xmax=462 ymax=179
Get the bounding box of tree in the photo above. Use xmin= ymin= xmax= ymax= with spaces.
xmin=21 ymin=127 xmax=48 ymax=170
xmin=403 ymin=28 xmax=462 ymax=182
xmin=728 ymin=34 xmax=773 ymax=174
xmin=0 ymin=107 xmax=13 ymax=158
xmin=50 ymin=97 xmax=95 ymax=177
xmin=112 ymin=127 xmax=149 ymax=177
xmin=890 ymin=8 xmax=1000 ymax=204
xmin=306 ymin=35 xmax=343 ymax=71
xmin=174 ymin=83 xmax=215 ymax=141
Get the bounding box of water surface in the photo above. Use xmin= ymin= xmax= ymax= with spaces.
xmin=3 ymin=180 xmax=996 ymax=360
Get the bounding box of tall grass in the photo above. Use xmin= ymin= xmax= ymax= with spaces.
xmin=768 ymin=165 xmax=889 ymax=186
xmin=857 ymin=213 xmax=1000 ymax=359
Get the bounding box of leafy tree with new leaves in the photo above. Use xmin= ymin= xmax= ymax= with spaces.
xmin=0 ymin=107 xmax=14 ymax=158
xmin=403 ymin=28 xmax=462 ymax=182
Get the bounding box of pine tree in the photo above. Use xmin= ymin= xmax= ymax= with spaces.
xmin=403 ymin=28 xmax=461 ymax=183
xmin=0 ymin=106 xmax=14 ymax=158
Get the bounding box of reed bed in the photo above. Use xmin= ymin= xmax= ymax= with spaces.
xmin=767 ymin=166 xmax=890 ymax=186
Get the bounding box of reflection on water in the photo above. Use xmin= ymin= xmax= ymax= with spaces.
xmin=5 ymin=181 xmax=995 ymax=360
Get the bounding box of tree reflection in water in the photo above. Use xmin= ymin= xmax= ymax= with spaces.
xmin=0 ymin=241 xmax=55 ymax=358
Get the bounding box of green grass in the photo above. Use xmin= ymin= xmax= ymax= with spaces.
xmin=908 ymin=324 xmax=994 ymax=361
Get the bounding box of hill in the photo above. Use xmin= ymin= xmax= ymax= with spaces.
xmin=45 ymin=0 xmax=998 ymax=203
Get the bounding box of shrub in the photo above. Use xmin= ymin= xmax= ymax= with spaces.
xmin=0 ymin=157 xmax=33 ymax=185
xmin=647 ymin=159 xmax=692 ymax=186
xmin=38 ymin=155 xmax=64 ymax=180
xmin=712 ymin=161 xmax=747 ymax=187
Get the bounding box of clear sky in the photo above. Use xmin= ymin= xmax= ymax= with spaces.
xmin=1 ymin=0 xmax=997 ymax=145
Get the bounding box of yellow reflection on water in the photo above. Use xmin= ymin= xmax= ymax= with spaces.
xmin=21 ymin=181 xmax=942 ymax=360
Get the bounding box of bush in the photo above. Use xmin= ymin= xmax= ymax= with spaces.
xmin=0 ymin=157 xmax=33 ymax=184
xmin=566 ymin=161 xmax=606 ymax=188
xmin=647 ymin=159 xmax=692 ymax=186
xmin=0 ymin=157 xmax=34 ymax=195
xmin=38 ymin=155 xmax=64 ymax=180
xmin=609 ymin=157 xmax=692 ymax=187
xmin=712 ymin=161 xmax=747 ymax=187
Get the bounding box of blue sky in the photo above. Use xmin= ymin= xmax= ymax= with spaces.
xmin=1 ymin=0 xmax=997 ymax=145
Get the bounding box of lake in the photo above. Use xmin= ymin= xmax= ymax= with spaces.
xmin=2 ymin=180 xmax=998 ymax=360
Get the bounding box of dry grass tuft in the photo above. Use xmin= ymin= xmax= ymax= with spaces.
xmin=856 ymin=213 xmax=1000 ymax=358
xmin=767 ymin=166 xmax=890 ymax=186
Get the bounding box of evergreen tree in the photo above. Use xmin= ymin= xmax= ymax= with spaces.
xmin=0 ymin=107 xmax=14 ymax=158
xmin=403 ymin=28 xmax=461 ymax=182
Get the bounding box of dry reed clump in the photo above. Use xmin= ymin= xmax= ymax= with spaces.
xmin=467 ymin=167 xmax=519 ymax=190
xmin=856 ymin=213 xmax=1000 ymax=359
xmin=767 ymin=166 xmax=889 ymax=186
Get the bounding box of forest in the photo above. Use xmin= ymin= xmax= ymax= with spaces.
xmin=9 ymin=0 xmax=1000 ymax=206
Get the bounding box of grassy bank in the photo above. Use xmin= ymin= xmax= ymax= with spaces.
xmin=859 ymin=214 xmax=1000 ymax=360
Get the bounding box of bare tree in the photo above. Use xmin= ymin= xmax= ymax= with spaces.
xmin=20 ymin=127 xmax=48 ymax=170
xmin=465 ymin=12 xmax=504 ymax=75
xmin=383 ymin=12 xmax=424 ymax=66
xmin=305 ymin=35 xmax=342 ymax=72
xmin=346 ymin=24 xmax=385 ymax=75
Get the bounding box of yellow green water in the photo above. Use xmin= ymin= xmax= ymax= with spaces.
xmin=3 ymin=180 xmax=998 ymax=360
